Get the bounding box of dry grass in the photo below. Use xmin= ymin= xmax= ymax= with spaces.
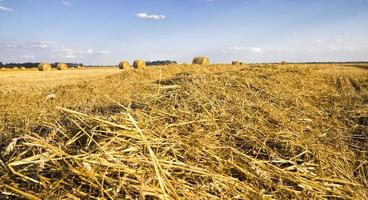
xmin=0 ymin=64 xmax=368 ymax=199
xmin=0 ymin=68 xmax=120 ymax=94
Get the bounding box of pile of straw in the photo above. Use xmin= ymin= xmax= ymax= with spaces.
xmin=192 ymin=57 xmax=209 ymax=65
xmin=38 ymin=63 xmax=51 ymax=71
xmin=57 ymin=63 xmax=68 ymax=70
xmin=119 ymin=61 xmax=131 ymax=70
xmin=133 ymin=60 xmax=145 ymax=69
xmin=232 ymin=61 xmax=242 ymax=65
xmin=1 ymin=64 xmax=368 ymax=199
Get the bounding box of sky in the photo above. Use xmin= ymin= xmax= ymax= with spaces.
xmin=0 ymin=0 xmax=368 ymax=65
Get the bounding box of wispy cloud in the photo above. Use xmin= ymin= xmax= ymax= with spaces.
xmin=55 ymin=48 xmax=110 ymax=59
xmin=354 ymin=0 xmax=368 ymax=4
xmin=135 ymin=12 xmax=166 ymax=20
xmin=228 ymin=43 xmax=366 ymax=55
xmin=60 ymin=1 xmax=71 ymax=6
xmin=0 ymin=41 xmax=57 ymax=49
xmin=0 ymin=5 xmax=14 ymax=12
xmin=23 ymin=55 xmax=35 ymax=59
xmin=229 ymin=46 xmax=267 ymax=53
xmin=228 ymin=46 xmax=293 ymax=54
xmin=249 ymin=47 xmax=264 ymax=53
xmin=98 ymin=50 xmax=110 ymax=54
xmin=0 ymin=41 xmax=110 ymax=61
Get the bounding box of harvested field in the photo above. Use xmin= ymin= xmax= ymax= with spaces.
xmin=0 ymin=68 xmax=120 ymax=94
xmin=0 ymin=64 xmax=368 ymax=199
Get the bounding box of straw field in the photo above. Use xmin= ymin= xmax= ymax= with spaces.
xmin=0 ymin=64 xmax=368 ymax=199
xmin=0 ymin=68 xmax=120 ymax=94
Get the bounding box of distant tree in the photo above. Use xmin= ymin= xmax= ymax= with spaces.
xmin=0 ymin=61 xmax=3 ymax=66
xmin=3 ymin=62 xmax=40 ymax=69
xmin=146 ymin=60 xmax=177 ymax=66
xmin=59 ymin=63 xmax=85 ymax=68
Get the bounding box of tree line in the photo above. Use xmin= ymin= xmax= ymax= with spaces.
xmin=0 ymin=60 xmax=179 ymax=68
xmin=146 ymin=60 xmax=177 ymax=66
xmin=0 ymin=62 xmax=84 ymax=69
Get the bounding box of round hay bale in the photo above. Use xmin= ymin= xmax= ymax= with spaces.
xmin=133 ymin=60 xmax=145 ymax=69
xmin=38 ymin=63 xmax=52 ymax=71
xmin=232 ymin=61 xmax=241 ymax=65
xmin=192 ymin=57 xmax=209 ymax=65
xmin=118 ymin=61 xmax=131 ymax=70
xmin=281 ymin=61 xmax=288 ymax=65
xmin=57 ymin=63 xmax=68 ymax=70
xmin=20 ymin=67 xmax=26 ymax=70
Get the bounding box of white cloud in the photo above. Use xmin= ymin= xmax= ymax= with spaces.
xmin=53 ymin=48 xmax=73 ymax=52
xmin=0 ymin=42 xmax=18 ymax=48
xmin=228 ymin=46 xmax=246 ymax=51
xmin=35 ymin=41 xmax=57 ymax=49
xmin=0 ymin=5 xmax=14 ymax=12
xmin=23 ymin=55 xmax=35 ymax=59
xmin=314 ymin=39 xmax=324 ymax=44
xmin=59 ymin=53 xmax=76 ymax=59
xmin=0 ymin=41 xmax=58 ymax=49
xmin=81 ymin=49 xmax=110 ymax=55
xmin=59 ymin=48 xmax=110 ymax=59
xmin=0 ymin=40 xmax=110 ymax=61
xmin=60 ymin=1 xmax=71 ymax=6
xmin=228 ymin=46 xmax=290 ymax=54
xmin=249 ymin=47 xmax=264 ymax=53
xmin=98 ymin=50 xmax=110 ymax=54
xmin=136 ymin=12 xmax=166 ymax=20
xmin=354 ymin=0 xmax=368 ymax=3
xmin=229 ymin=46 xmax=265 ymax=53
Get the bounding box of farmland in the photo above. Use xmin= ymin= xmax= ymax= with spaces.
xmin=0 ymin=68 xmax=119 ymax=94
xmin=0 ymin=63 xmax=368 ymax=199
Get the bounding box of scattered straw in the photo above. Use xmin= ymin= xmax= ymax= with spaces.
xmin=1 ymin=63 xmax=368 ymax=199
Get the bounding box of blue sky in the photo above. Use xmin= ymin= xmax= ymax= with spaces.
xmin=0 ymin=0 xmax=368 ymax=65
